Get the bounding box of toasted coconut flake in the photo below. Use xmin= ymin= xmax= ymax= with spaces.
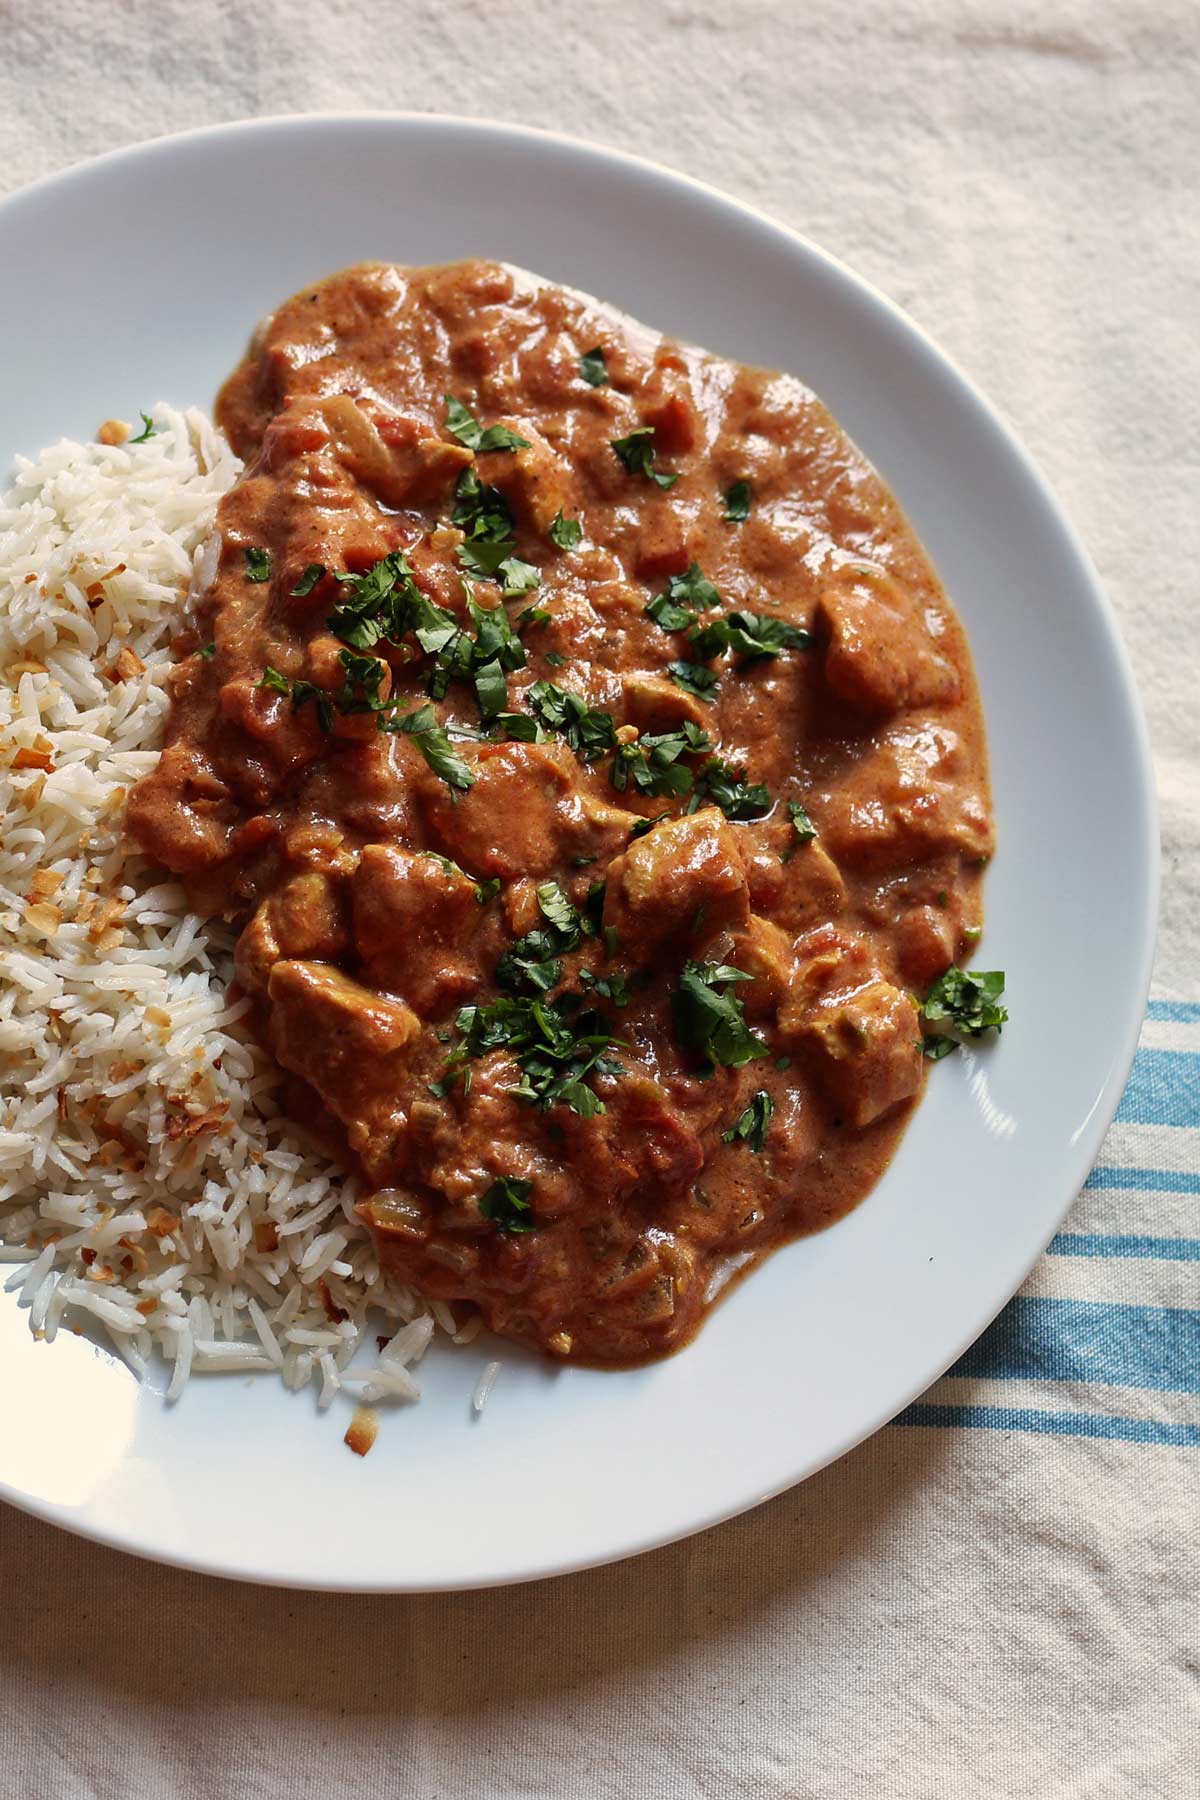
xmin=146 ymin=1206 xmax=178 ymax=1238
xmin=87 ymin=897 xmax=125 ymax=943
xmin=24 ymin=901 xmax=62 ymax=937
xmin=28 ymin=869 xmax=65 ymax=901
xmin=144 ymin=1004 xmax=171 ymax=1028
xmin=12 ymin=746 xmax=54 ymax=772
xmin=104 ymin=645 xmax=146 ymax=683
xmin=345 ymin=1406 xmax=379 ymax=1457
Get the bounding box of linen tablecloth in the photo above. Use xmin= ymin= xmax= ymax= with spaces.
xmin=2 ymin=2 xmax=1197 ymax=1794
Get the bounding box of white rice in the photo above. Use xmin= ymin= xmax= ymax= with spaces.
xmin=0 ymin=406 xmax=447 ymax=1409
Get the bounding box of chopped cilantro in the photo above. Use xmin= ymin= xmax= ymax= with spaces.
xmin=383 ymin=703 xmax=476 ymax=793
xmin=198 ymin=642 xmax=216 ymax=661
xmin=479 ymin=1176 xmax=535 ymax=1233
xmin=327 ymin=550 xmax=423 ymax=649
xmin=548 ymin=510 xmax=583 ymax=551
xmin=256 ymin=665 xmax=290 ymax=696
xmin=920 ymin=966 xmax=1008 ymax=1059
xmin=473 ymin=657 xmax=509 ymax=719
xmin=786 ymin=799 xmax=817 ymax=848
xmin=579 ymin=346 xmax=609 ymax=387
xmin=689 ymin=610 xmax=812 ymax=661
xmin=722 ymin=1089 xmax=775 ymax=1151
xmin=497 ymin=556 xmax=541 ymax=598
xmin=692 ymin=757 xmax=771 ymax=821
xmin=723 ymin=480 xmax=752 ymax=522
xmin=579 ymin=968 xmax=632 ymax=1007
xmin=610 ymin=425 xmax=679 ymax=489
xmin=611 ymin=722 xmax=712 ymax=799
xmin=671 ymin=961 xmax=769 ymax=1070
xmin=244 ymin=547 xmax=272 ymax=583
xmin=290 ymin=562 xmax=326 ymax=598
xmin=444 ymin=395 xmax=530 ymax=453
xmin=645 ymin=565 xmax=719 ymax=632
xmin=668 ymin=661 xmax=719 ymax=700
xmin=545 ymin=650 xmax=566 ymax=668
xmin=526 ymin=682 xmax=618 ymax=761
xmin=667 ymin=563 xmax=720 ymax=609
xmin=536 ymin=880 xmax=586 ymax=940
xmin=128 ymin=412 xmax=157 ymax=444
xmin=448 ymin=993 xmax=624 ymax=1117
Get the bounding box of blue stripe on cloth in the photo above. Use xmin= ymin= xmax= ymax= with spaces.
xmin=1145 ymin=1001 xmax=1200 ymax=1022
xmin=1049 ymin=1233 xmax=1200 ymax=1261
xmin=1084 ymin=1165 xmax=1200 ymax=1193
xmin=1116 ymin=1050 xmax=1200 ymax=1127
xmin=949 ymin=1297 xmax=1200 ymax=1394
xmin=894 ymin=1404 xmax=1200 ymax=1446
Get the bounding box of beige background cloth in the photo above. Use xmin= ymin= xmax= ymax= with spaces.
xmin=2 ymin=2 xmax=1198 ymax=1794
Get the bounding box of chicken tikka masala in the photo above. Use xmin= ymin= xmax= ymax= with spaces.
xmin=127 ymin=260 xmax=1000 ymax=1367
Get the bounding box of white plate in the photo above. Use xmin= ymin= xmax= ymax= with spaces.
xmin=0 ymin=114 xmax=1156 ymax=1591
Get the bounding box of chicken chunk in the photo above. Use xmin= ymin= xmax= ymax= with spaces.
xmin=742 ymin=821 xmax=848 ymax=931
xmin=602 ymin=807 xmax=750 ymax=957
xmin=479 ymin=420 xmax=573 ymax=534
xmin=235 ymin=871 xmax=348 ymax=997
xmin=793 ymin=978 xmax=923 ymax=1127
xmin=817 ymin=569 xmax=961 ymax=714
xmin=421 ymin=741 xmax=605 ymax=879
xmin=621 ymin=671 xmax=710 ymax=733
xmin=724 ymin=915 xmax=797 ymax=1018
xmin=266 ymin=960 xmax=420 ymax=1180
xmin=352 ymin=844 xmax=486 ymax=1012
xmin=778 ymin=930 xmax=923 ymax=1127
xmin=817 ymin=723 xmax=993 ymax=870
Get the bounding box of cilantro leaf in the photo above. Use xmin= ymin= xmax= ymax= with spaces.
xmin=290 ymin=562 xmax=326 ymax=598
xmin=786 ymin=800 xmax=817 ymax=852
xmin=920 ymin=966 xmax=1008 ymax=1058
xmin=243 ymin=547 xmax=272 ymax=583
xmin=536 ymin=880 xmax=586 ymax=940
xmin=548 ymin=510 xmax=583 ymax=551
xmin=668 ymin=661 xmax=719 ymax=700
xmin=526 ymin=682 xmax=617 ymax=761
xmin=611 ymin=722 xmax=712 ymax=799
xmin=448 ymin=993 xmax=624 ymax=1117
xmin=646 ymin=592 xmax=699 ymax=632
xmin=722 ymin=1089 xmax=775 ymax=1151
xmin=384 ymin=704 xmax=476 ymax=792
xmin=444 ymin=395 xmax=530 ymax=453
xmin=723 ymin=480 xmax=752 ymax=523
xmin=257 ymin=665 xmax=290 ymax=696
xmin=671 ymin=961 xmax=769 ymax=1070
xmin=689 ymin=610 xmax=813 ymax=661
xmin=473 ymin=657 xmax=508 ymax=719
xmin=453 ymin=467 xmax=514 ymax=544
xmin=479 ymin=1176 xmax=535 ymax=1233
xmin=610 ymin=425 xmax=679 ymax=489
xmin=579 ymin=968 xmax=633 ymax=1007
xmin=579 ymin=346 xmax=608 ymax=387
xmin=497 ymin=556 xmax=541 ymax=598
xmin=128 ymin=412 xmax=157 ymax=444
xmin=692 ymin=757 xmax=771 ymax=821
xmin=645 ymin=565 xmax=719 ymax=632
xmin=198 ymin=642 xmax=217 ymax=661
xmin=666 ymin=563 xmax=720 ymax=609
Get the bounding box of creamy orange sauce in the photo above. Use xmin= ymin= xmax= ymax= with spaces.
xmin=127 ymin=261 xmax=992 ymax=1365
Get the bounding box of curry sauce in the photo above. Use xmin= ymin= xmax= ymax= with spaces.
xmin=127 ymin=261 xmax=993 ymax=1365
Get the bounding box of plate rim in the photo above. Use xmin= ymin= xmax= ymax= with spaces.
xmin=0 ymin=110 xmax=1159 ymax=1591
